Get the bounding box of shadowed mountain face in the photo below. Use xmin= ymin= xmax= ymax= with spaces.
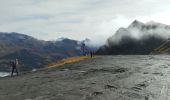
xmin=0 ymin=32 xmax=86 ymax=71
xmin=97 ymin=35 xmax=166 ymax=55
xmin=97 ymin=20 xmax=169 ymax=55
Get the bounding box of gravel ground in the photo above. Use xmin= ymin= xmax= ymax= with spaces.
xmin=0 ymin=55 xmax=170 ymax=100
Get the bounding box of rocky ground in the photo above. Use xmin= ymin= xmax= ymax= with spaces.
xmin=1 ymin=55 xmax=170 ymax=100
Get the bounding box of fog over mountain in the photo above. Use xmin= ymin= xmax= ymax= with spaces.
xmin=109 ymin=20 xmax=170 ymax=43
xmin=97 ymin=20 xmax=170 ymax=55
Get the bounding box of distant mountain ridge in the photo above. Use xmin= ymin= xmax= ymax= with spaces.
xmin=0 ymin=32 xmax=91 ymax=71
xmin=97 ymin=20 xmax=170 ymax=55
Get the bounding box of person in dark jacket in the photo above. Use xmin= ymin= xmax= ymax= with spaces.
xmin=11 ymin=59 xmax=19 ymax=76
xmin=90 ymin=51 xmax=93 ymax=58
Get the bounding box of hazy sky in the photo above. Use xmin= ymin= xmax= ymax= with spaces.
xmin=1 ymin=0 xmax=170 ymax=46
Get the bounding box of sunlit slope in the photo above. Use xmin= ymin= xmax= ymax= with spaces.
xmin=47 ymin=56 xmax=91 ymax=68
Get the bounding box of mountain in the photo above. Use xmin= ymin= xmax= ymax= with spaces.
xmin=97 ymin=20 xmax=170 ymax=55
xmin=0 ymin=32 xmax=89 ymax=71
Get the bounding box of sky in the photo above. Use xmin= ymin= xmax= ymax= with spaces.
xmin=1 ymin=0 xmax=170 ymax=46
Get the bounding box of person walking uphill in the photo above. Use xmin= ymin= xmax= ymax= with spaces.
xmin=11 ymin=59 xmax=19 ymax=77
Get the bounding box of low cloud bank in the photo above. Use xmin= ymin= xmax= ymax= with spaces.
xmin=107 ymin=20 xmax=170 ymax=46
xmin=96 ymin=20 xmax=170 ymax=55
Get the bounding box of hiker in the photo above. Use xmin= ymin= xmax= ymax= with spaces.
xmin=90 ymin=51 xmax=93 ymax=58
xmin=90 ymin=51 xmax=95 ymax=58
xmin=11 ymin=59 xmax=19 ymax=76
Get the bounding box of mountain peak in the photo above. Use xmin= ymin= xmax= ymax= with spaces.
xmin=128 ymin=20 xmax=145 ymax=29
xmin=132 ymin=20 xmax=140 ymax=23
xmin=132 ymin=20 xmax=144 ymax=24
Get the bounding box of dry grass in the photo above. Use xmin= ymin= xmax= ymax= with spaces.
xmin=47 ymin=56 xmax=91 ymax=69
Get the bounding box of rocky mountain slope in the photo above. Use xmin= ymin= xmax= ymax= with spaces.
xmin=151 ymin=39 xmax=170 ymax=54
xmin=97 ymin=20 xmax=170 ymax=55
xmin=0 ymin=32 xmax=90 ymax=71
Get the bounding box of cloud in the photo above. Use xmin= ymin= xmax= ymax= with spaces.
xmin=1 ymin=0 xmax=170 ymax=46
